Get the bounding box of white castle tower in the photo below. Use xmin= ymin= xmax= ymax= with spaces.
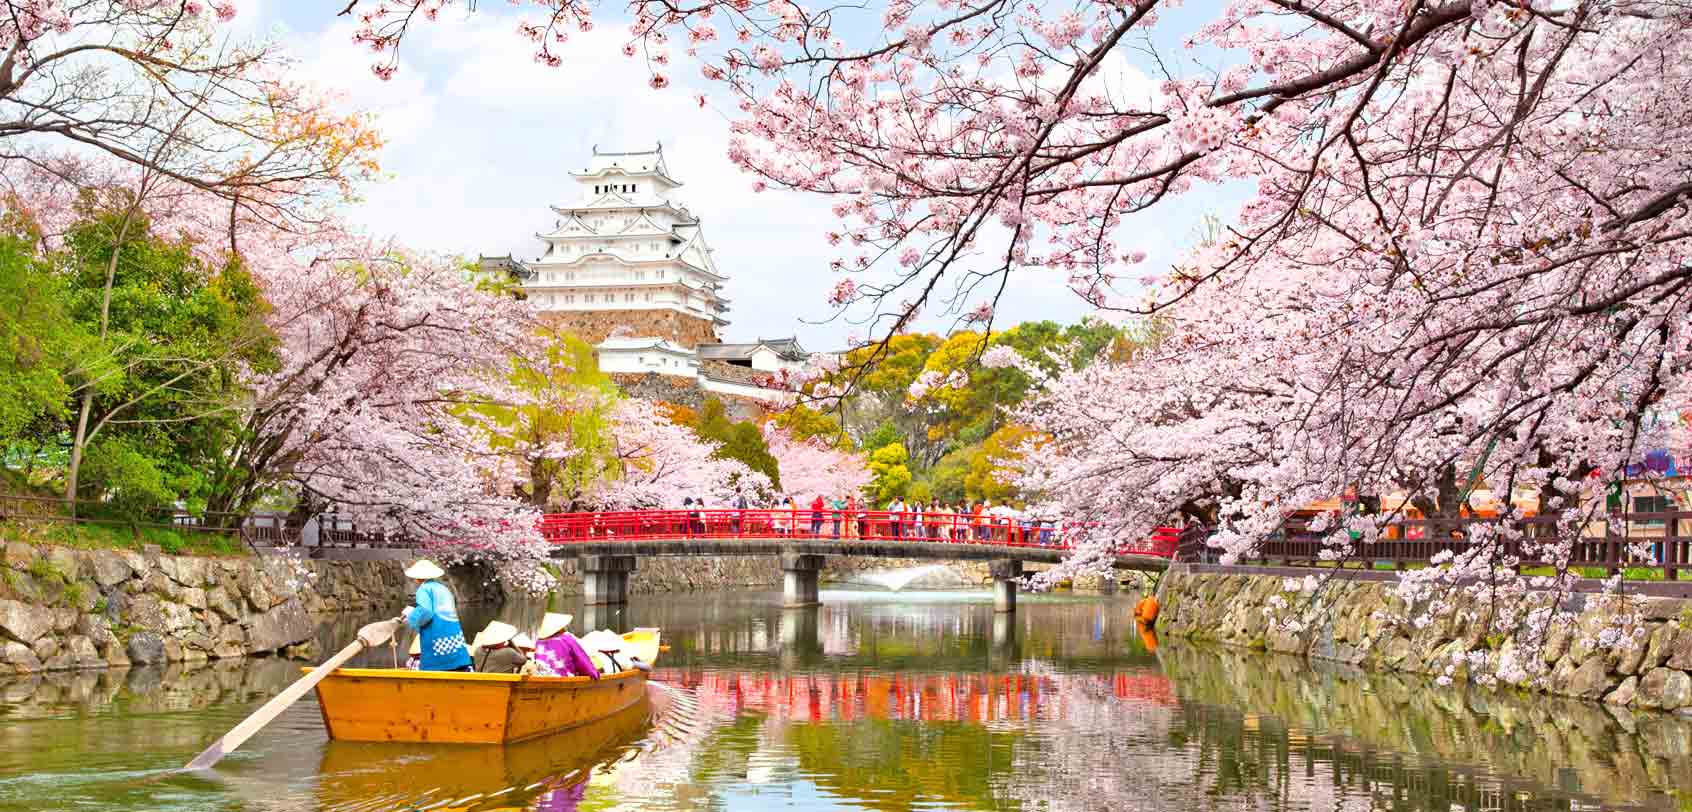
xmin=519 ymin=145 xmax=729 ymax=347
xmin=482 ymin=145 xmax=807 ymax=401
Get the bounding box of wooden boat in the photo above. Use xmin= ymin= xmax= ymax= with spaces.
xmin=312 ymin=629 xmax=660 ymax=744
xmin=313 ymin=695 xmax=652 ymax=810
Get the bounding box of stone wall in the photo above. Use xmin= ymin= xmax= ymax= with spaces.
xmin=541 ymin=309 xmax=719 ymax=348
xmin=700 ymin=360 xmax=767 ymax=385
xmin=0 ymin=542 xmax=501 ymax=675
xmin=609 ymin=371 xmax=766 ymax=419
xmin=1157 ymin=567 xmax=1692 ymax=714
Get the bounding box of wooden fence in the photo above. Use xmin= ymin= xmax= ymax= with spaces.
xmin=0 ymin=493 xmax=411 ymax=553
xmin=1186 ymin=511 xmax=1692 ymax=580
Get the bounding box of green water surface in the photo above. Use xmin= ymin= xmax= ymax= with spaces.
xmin=0 ymin=587 xmax=1687 ymax=811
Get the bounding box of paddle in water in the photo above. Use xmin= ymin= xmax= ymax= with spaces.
xmin=184 ymin=617 xmax=402 ymax=771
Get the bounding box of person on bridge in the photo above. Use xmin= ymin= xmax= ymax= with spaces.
xmin=810 ymin=494 xmax=826 ymax=536
xmin=400 ymin=559 xmax=472 ymax=673
xmin=888 ymin=497 xmax=905 ymax=539
xmin=776 ymin=495 xmax=796 ymax=535
xmin=849 ymin=495 xmax=865 ymax=538
xmin=829 ymin=494 xmax=846 ymax=538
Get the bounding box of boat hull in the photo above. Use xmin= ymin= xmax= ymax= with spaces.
xmin=313 ymin=667 xmax=649 ymax=744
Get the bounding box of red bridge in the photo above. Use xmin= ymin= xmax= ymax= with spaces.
xmin=537 ymin=509 xmax=1186 ymax=612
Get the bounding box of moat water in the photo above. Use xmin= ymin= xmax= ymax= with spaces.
xmin=0 ymin=587 xmax=1688 ymax=811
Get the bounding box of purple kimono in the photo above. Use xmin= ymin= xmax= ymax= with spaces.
xmin=532 ymin=633 xmax=599 ymax=679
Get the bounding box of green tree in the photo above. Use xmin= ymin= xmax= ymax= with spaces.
xmin=772 ymin=404 xmax=853 ymax=449
xmin=0 ymin=231 xmax=93 ymax=456
xmin=821 ymin=333 xmax=948 ymax=465
xmin=54 ymin=204 xmax=275 ymax=515
xmin=926 ymin=445 xmax=974 ymax=504
xmin=689 ymin=399 xmax=782 ymax=490
xmin=865 ymin=442 xmax=912 ymax=505
xmin=862 ymin=420 xmax=901 ymax=452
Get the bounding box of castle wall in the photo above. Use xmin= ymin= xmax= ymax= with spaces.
xmin=540 ymin=308 xmax=720 ymax=349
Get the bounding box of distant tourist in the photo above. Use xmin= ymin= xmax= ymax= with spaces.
xmin=830 ymin=494 xmax=847 ymax=538
xmin=889 ymin=497 xmax=906 ymax=539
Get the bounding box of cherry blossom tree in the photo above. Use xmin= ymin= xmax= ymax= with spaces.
xmin=763 ymin=423 xmax=870 ymax=500
xmin=3 ymin=1 xmax=380 ymax=231
xmin=203 ymin=226 xmax=561 ymax=588
xmin=587 ymin=398 xmax=772 ymax=508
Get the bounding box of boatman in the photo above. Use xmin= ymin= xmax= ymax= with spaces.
xmin=399 ymin=559 xmax=472 ymax=672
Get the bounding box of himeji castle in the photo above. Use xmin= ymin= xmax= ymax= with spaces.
xmin=481 ymin=145 xmax=807 ymax=401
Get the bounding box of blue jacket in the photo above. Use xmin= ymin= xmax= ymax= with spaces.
xmin=404 ymin=580 xmax=471 ymax=671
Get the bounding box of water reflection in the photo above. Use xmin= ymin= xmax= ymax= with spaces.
xmin=0 ymin=590 xmax=1687 ymax=811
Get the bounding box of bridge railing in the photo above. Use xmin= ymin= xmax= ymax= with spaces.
xmin=538 ymin=509 xmax=1181 ymax=558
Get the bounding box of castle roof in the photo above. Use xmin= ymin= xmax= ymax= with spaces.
xmin=574 ymin=144 xmax=680 ymax=186
xmin=697 ymin=337 xmax=808 ymax=362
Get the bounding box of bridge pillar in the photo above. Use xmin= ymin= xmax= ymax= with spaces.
xmin=991 ymin=612 xmax=1019 ymax=658
xmin=579 ymin=603 xmax=625 ymax=633
xmin=781 ymin=553 xmax=826 ymax=608
xmin=778 ymin=605 xmax=823 ymax=669
xmin=582 ymin=555 xmax=638 ymax=606
xmin=990 ymin=559 xmax=1022 ymax=613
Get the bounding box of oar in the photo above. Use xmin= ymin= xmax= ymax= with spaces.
xmin=184 ymin=617 xmax=402 ymax=771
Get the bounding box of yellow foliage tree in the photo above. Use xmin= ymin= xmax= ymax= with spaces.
xmin=964 ymin=425 xmax=1051 ymax=505
xmin=460 ymin=329 xmax=620 ymax=510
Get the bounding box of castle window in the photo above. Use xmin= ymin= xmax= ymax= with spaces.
xmin=644 ymin=293 xmax=653 ymax=302
xmin=584 ymin=294 xmax=595 ymax=304
xmin=625 ymin=293 xmax=635 ymax=303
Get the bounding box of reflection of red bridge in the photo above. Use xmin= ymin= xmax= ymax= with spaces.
xmin=651 ymin=669 xmax=1177 ymax=723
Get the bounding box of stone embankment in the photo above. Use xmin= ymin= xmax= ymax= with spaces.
xmin=1158 ymin=642 xmax=1692 ymax=807
xmin=0 ymin=542 xmax=499 ymax=675
xmin=1157 ymin=567 xmax=1692 ymax=714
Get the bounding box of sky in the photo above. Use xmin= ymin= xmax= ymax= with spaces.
xmin=246 ymin=2 xmax=1243 ymax=349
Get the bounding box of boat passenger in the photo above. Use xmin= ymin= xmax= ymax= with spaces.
xmin=404 ymin=635 xmax=420 ymax=669
xmin=473 ymin=621 xmax=527 ymax=673
xmin=399 ymin=559 xmax=473 ymax=673
xmin=526 ymin=631 xmax=600 ymax=679
xmin=579 ymin=630 xmax=628 ymax=674
xmin=534 ymin=612 xmax=573 ymax=643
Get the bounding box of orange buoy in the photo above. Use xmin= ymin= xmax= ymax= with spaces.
xmin=1134 ymin=595 xmax=1160 ymax=624
xmin=1138 ymin=622 xmax=1159 ymax=654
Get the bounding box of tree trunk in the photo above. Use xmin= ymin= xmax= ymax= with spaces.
xmin=63 ymin=205 xmax=139 ymax=516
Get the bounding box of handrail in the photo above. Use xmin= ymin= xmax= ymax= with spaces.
xmin=538 ymin=509 xmax=1182 ymax=558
